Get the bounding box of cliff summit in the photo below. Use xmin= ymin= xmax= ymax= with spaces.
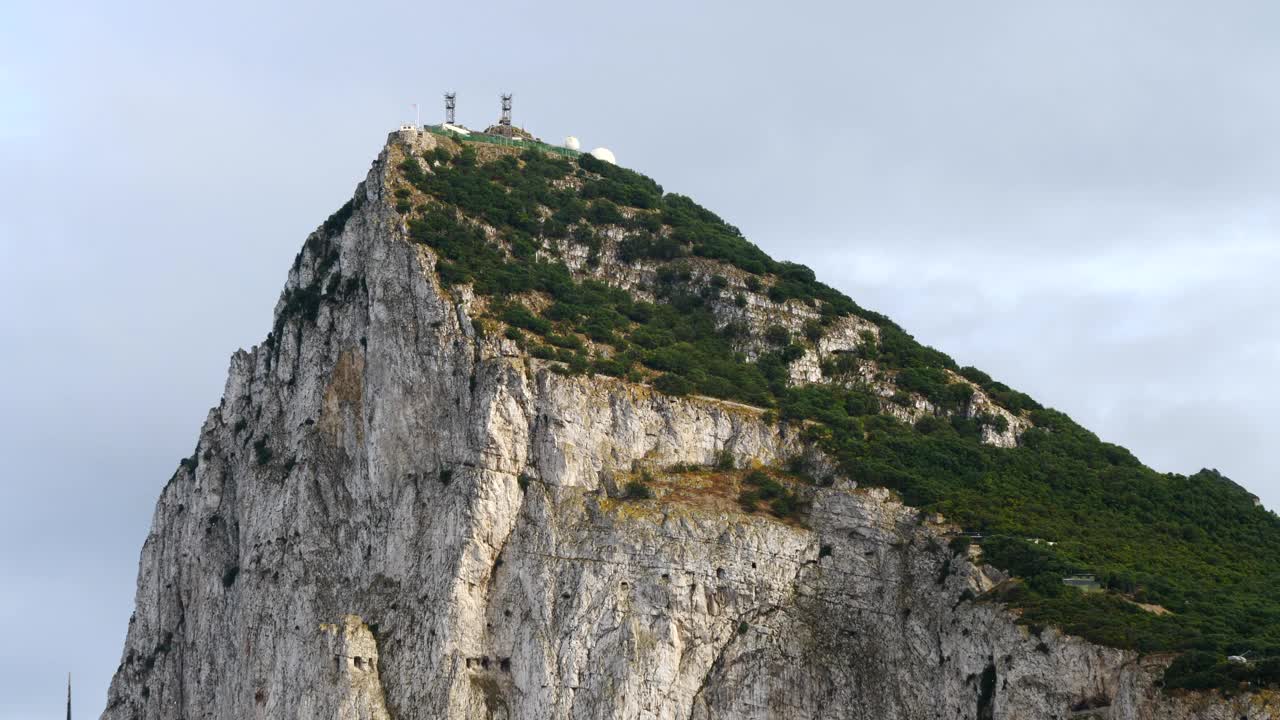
xmin=101 ymin=126 xmax=1280 ymax=719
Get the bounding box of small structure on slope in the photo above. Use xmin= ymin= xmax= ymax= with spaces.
xmin=1062 ymin=574 xmax=1102 ymax=592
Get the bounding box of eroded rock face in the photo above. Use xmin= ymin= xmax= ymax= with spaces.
xmin=100 ymin=132 xmax=1273 ymax=720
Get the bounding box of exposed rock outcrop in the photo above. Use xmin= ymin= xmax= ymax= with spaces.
xmin=100 ymin=131 xmax=1274 ymax=720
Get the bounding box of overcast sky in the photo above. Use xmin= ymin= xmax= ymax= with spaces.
xmin=2 ymin=0 xmax=1278 ymax=716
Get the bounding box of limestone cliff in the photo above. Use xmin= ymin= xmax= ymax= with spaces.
xmin=100 ymin=130 xmax=1275 ymax=719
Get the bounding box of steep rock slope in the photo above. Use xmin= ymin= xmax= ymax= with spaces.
xmin=101 ymin=131 xmax=1275 ymax=719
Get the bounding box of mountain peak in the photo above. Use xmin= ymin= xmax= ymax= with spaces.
xmin=100 ymin=126 xmax=1280 ymax=719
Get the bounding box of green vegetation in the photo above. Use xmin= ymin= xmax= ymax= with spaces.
xmin=1165 ymin=650 xmax=1280 ymax=691
xmin=622 ymin=479 xmax=653 ymax=500
xmin=894 ymin=366 xmax=973 ymax=413
xmin=321 ymin=197 xmax=357 ymax=236
xmin=276 ymin=228 xmax=368 ymax=342
xmin=715 ymin=449 xmax=736 ymax=471
xmin=738 ymin=470 xmax=807 ymax=520
xmin=252 ymin=437 xmax=272 ymax=466
xmin=799 ymin=381 xmax=1280 ymax=687
xmin=386 ymin=139 xmax=1280 ymax=692
xmin=221 ymin=565 xmax=240 ymax=589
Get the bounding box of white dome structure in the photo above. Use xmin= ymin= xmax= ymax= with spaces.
xmin=564 ymin=136 xmax=581 ymax=151
xmin=589 ymin=147 xmax=616 ymax=164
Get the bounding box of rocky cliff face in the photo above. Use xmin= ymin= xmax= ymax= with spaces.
xmin=101 ymin=132 xmax=1274 ymax=719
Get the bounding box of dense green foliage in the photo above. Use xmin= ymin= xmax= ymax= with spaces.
xmin=796 ymin=382 xmax=1280 ymax=686
xmin=252 ymin=437 xmax=272 ymax=466
xmin=392 ymin=140 xmax=1280 ymax=692
xmin=622 ymin=479 xmax=653 ymax=500
xmin=1165 ymin=649 xmax=1280 ymax=691
xmin=738 ymin=469 xmax=807 ymax=519
xmin=577 ymin=153 xmax=888 ymax=321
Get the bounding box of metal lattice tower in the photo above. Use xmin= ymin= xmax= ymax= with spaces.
xmin=500 ymin=94 xmax=512 ymax=126
xmin=444 ymin=92 xmax=456 ymax=125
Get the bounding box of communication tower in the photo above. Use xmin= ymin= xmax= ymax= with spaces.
xmin=500 ymin=94 xmax=512 ymax=126
xmin=444 ymin=92 xmax=456 ymax=125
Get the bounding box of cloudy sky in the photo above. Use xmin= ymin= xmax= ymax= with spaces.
xmin=2 ymin=0 xmax=1277 ymax=715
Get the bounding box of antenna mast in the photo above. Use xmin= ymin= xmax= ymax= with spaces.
xmin=444 ymin=92 xmax=456 ymax=125
xmin=500 ymin=94 xmax=512 ymax=127
xmin=67 ymin=673 xmax=72 ymax=720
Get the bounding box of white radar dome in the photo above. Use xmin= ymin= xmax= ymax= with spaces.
xmin=564 ymin=136 xmax=581 ymax=150
xmin=589 ymin=147 xmax=616 ymax=164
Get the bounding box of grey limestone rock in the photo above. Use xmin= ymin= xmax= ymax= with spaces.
xmin=100 ymin=131 xmax=1274 ymax=720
